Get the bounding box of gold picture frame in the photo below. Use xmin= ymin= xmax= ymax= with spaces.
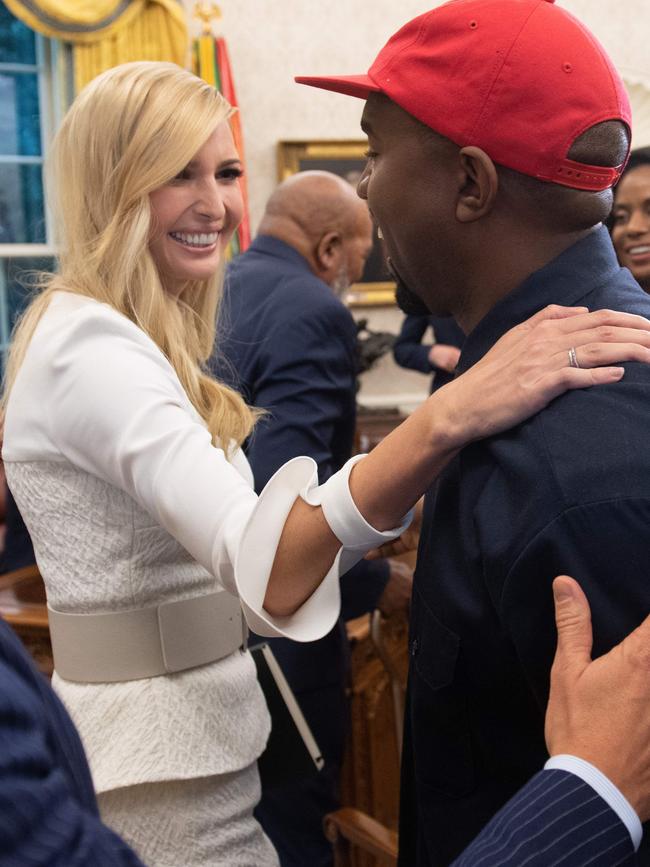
xmin=277 ymin=140 xmax=396 ymax=307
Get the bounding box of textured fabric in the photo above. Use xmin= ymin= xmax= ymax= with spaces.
xmin=99 ymin=765 xmax=279 ymax=867
xmin=399 ymin=227 xmax=650 ymax=866
xmin=5 ymin=460 xmax=272 ymax=795
xmin=452 ymin=770 xmax=636 ymax=867
xmin=0 ymin=617 xmax=143 ymax=866
xmin=2 ymin=291 xmax=401 ymax=799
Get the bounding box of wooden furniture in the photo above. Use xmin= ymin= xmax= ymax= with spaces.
xmin=324 ymin=808 xmax=397 ymax=867
xmin=333 ymin=403 xmax=413 ymax=867
xmin=355 ymin=407 xmax=406 ymax=454
xmin=336 ymin=608 xmax=409 ymax=867
xmin=0 ymin=565 xmax=52 ymax=675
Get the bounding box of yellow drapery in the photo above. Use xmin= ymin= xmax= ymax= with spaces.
xmin=4 ymin=0 xmax=188 ymax=92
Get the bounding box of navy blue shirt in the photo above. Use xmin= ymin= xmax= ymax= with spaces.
xmin=399 ymin=226 xmax=650 ymax=866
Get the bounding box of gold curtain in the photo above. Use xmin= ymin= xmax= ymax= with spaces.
xmin=4 ymin=0 xmax=188 ymax=92
xmin=73 ymin=0 xmax=188 ymax=91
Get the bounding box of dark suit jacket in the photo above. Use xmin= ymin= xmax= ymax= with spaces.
xmin=400 ymin=228 xmax=650 ymax=865
xmin=0 ymin=617 xmax=143 ymax=866
xmin=392 ymin=314 xmax=464 ymax=392
xmin=211 ymin=235 xmax=389 ymax=762
xmin=0 ymin=484 xmax=36 ymax=574
xmin=453 ymin=769 xmax=636 ymax=866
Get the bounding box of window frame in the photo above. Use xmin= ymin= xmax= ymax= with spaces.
xmin=0 ymin=31 xmax=72 ymax=357
xmin=0 ymin=32 xmax=72 ymax=253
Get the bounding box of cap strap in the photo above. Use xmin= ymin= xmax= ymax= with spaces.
xmin=551 ymin=158 xmax=624 ymax=192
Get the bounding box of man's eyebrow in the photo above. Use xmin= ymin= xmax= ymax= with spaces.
xmin=360 ymin=117 xmax=373 ymax=135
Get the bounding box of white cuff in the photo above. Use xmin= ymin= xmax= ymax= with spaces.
xmin=302 ymin=454 xmax=413 ymax=550
xmin=233 ymin=455 xmax=412 ymax=643
xmin=545 ymin=755 xmax=642 ymax=851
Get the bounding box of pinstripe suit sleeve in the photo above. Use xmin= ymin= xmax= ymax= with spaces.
xmin=0 ymin=621 xmax=144 ymax=866
xmin=452 ymin=770 xmax=637 ymax=867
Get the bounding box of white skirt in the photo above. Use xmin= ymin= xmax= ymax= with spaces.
xmin=98 ymin=762 xmax=279 ymax=867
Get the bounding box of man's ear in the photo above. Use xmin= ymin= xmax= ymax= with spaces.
xmin=455 ymin=147 xmax=498 ymax=223
xmin=315 ymin=230 xmax=342 ymax=272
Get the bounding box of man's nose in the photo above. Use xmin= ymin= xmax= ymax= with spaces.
xmin=357 ymin=166 xmax=370 ymax=200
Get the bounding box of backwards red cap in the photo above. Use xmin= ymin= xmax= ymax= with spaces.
xmin=296 ymin=0 xmax=631 ymax=192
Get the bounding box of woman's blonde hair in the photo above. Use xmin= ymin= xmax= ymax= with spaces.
xmin=3 ymin=61 xmax=257 ymax=452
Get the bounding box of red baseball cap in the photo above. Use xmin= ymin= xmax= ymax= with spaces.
xmin=296 ymin=0 xmax=631 ymax=192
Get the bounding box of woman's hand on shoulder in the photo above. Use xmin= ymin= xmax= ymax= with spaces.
xmin=434 ymin=304 xmax=650 ymax=446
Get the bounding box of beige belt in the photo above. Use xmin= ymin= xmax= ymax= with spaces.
xmin=48 ymin=590 xmax=246 ymax=683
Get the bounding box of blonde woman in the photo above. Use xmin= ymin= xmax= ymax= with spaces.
xmin=3 ymin=61 xmax=650 ymax=867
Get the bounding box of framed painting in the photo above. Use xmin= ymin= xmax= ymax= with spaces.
xmin=277 ymin=140 xmax=396 ymax=306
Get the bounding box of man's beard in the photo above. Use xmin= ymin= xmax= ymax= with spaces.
xmin=389 ymin=258 xmax=431 ymax=316
xmin=331 ymin=264 xmax=351 ymax=297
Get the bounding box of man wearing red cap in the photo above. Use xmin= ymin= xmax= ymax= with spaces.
xmin=298 ymin=1 xmax=650 ymax=864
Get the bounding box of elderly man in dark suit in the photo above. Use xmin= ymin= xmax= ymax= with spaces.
xmin=211 ymin=170 xmax=412 ymax=866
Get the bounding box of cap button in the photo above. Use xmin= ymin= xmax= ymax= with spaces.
xmin=542 ymin=0 xmax=556 ymax=3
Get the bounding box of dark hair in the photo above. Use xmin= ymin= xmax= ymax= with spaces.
xmin=496 ymin=120 xmax=630 ymax=233
xmin=622 ymin=146 xmax=650 ymax=176
xmin=607 ymin=146 xmax=650 ymax=231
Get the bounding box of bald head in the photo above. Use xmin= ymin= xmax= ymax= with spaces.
xmin=258 ymin=170 xmax=373 ymax=292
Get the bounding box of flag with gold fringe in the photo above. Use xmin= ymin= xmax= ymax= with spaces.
xmin=193 ymin=32 xmax=251 ymax=257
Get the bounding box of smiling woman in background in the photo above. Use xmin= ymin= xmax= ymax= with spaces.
xmin=611 ymin=147 xmax=650 ymax=292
